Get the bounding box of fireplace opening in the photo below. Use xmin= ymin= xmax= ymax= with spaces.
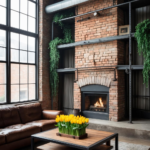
xmin=81 ymin=85 xmax=109 ymax=120
xmin=85 ymin=95 xmax=107 ymax=112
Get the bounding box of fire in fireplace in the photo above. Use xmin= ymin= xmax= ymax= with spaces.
xmin=85 ymin=95 xmax=107 ymax=112
xmin=90 ymin=97 xmax=105 ymax=111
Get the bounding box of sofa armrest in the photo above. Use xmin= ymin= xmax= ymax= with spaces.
xmin=42 ymin=110 xmax=63 ymax=119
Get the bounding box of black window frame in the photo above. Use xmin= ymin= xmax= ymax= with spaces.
xmin=0 ymin=0 xmax=39 ymax=104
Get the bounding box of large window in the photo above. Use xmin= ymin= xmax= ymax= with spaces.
xmin=0 ymin=0 xmax=38 ymax=104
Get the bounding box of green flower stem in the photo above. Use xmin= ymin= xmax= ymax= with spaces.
xmin=59 ymin=127 xmax=62 ymax=133
xmin=76 ymin=129 xmax=80 ymax=137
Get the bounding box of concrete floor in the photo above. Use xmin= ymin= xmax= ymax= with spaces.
xmin=116 ymin=136 xmax=150 ymax=146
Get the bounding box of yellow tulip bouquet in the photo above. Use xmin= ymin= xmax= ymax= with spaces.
xmin=55 ymin=114 xmax=89 ymax=137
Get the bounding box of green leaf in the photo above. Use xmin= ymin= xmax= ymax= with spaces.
xmin=73 ymin=127 xmax=79 ymax=130
xmin=61 ymin=123 xmax=66 ymax=127
xmin=135 ymin=19 xmax=150 ymax=87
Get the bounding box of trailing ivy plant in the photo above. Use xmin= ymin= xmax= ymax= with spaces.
xmin=135 ymin=19 xmax=150 ymax=87
xmin=49 ymin=10 xmax=74 ymax=97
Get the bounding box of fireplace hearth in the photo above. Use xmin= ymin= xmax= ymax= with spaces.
xmin=81 ymin=84 xmax=109 ymax=120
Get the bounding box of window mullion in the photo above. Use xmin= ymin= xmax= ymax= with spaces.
xmin=7 ymin=0 xmax=11 ymax=104
xmin=35 ymin=0 xmax=39 ymax=99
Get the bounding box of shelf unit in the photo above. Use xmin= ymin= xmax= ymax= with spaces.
xmin=57 ymin=68 xmax=76 ymax=73
xmin=51 ymin=0 xmax=150 ymax=122
xmin=57 ymin=33 xmax=134 ymax=49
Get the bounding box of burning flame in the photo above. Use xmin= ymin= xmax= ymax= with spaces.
xmin=94 ymin=98 xmax=104 ymax=107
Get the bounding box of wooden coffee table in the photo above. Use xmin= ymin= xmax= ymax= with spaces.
xmin=31 ymin=128 xmax=118 ymax=150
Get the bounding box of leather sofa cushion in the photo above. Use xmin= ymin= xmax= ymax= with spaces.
xmin=0 ymin=124 xmax=40 ymax=143
xmin=26 ymin=120 xmax=56 ymax=131
xmin=0 ymin=107 xmax=21 ymax=128
xmin=18 ymin=103 xmax=42 ymax=124
xmin=0 ymin=133 xmax=6 ymax=145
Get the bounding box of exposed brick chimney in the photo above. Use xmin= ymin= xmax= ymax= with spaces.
xmin=74 ymin=0 xmax=125 ymax=121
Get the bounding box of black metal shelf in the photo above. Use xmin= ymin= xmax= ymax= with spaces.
xmin=57 ymin=65 xmax=144 ymax=73
xmin=117 ymin=65 xmax=143 ymax=70
xmin=57 ymin=68 xmax=77 ymax=73
xmin=57 ymin=33 xmax=134 ymax=49
xmin=59 ymin=18 xmax=75 ymax=24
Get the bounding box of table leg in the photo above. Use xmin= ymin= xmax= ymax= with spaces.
xmin=115 ymin=134 xmax=118 ymax=150
xmin=106 ymin=141 xmax=110 ymax=146
xmin=31 ymin=137 xmax=34 ymax=150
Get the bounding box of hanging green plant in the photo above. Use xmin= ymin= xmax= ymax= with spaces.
xmin=135 ymin=19 xmax=150 ymax=87
xmin=49 ymin=10 xmax=74 ymax=97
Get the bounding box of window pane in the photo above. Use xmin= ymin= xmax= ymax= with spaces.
xmin=11 ymin=0 xmax=19 ymax=11
xmin=11 ymin=11 xmax=19 ymax=28
xmin=29 ymin=84 xmax=35 ymax=100
xmin=0 ymin=0 xmax=6 ymax=7
xmin=20 ymin=51 xmax=27 ymax=63
xmin=0 ymin=30 xmax=6 ymax=47
xmin=0 ymin=47 xmax=6 ymax=61
xmin=11 ymin=64 xmax=19 ymax=84
xmin=29 ymin=65 xmax=35 ymax=83
xmin=20 ymin=34 xmax=27 ymax=50
xmin=0 ymin=7 xmax=6 ymax=25
xmin=0 ymin=85 xmax=6 ymax=103
xmin=28 ymin=37 xmax=35 ymax=51
xmin=20 ymin=85 xmax=28 ymax=101
xmin=20 ymin=0 xmax=27 ymax=14
xmin=28 ymin=52 xmax=35 ymax=63
xmin=28 ymin=17 xmax=35 ymax=33
xmin=29 ymin=1 xmax=36 ymax=17
xmin=0 ymin=63 xmax=6 ymax=84
xmin=11 ymin=49 xmax=19 ymax=62
xmin=11 ymin=85 xmax=19 ymax=102
xmin=20 ymin=14 xmax=27 ymax=31
xmin=20 ymin=65 xmax=27 ymax=83
xmin=11 ymin=33 xmax=19 ymax=49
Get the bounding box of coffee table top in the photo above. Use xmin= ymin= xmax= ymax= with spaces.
xmin=32 ymin=128 xmax=117 ymax=150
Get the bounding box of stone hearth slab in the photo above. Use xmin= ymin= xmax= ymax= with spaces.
xmin=88 ymin=119 xmax=150 ymax=140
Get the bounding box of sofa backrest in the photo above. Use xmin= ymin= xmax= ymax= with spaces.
xmin=0 ymin=107 xmax=21 ymax=128
xmin=17 ymin=103 xmax=42 ymax=124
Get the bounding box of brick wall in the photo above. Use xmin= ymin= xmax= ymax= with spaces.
xmin=74 ymin=0 xmax=125 ymax=121
xmin=39 ymin=0 xmax=60 ymax=110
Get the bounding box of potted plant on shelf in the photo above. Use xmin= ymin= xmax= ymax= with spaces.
xmin=135 ymin=19 xmax=150 ymax=87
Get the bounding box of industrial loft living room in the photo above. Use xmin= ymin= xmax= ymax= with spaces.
xmin=0 ymin=0 xmax=150 ymax=150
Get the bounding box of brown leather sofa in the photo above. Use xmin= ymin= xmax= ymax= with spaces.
xmin=0 ymin=103 xmax=63 ymax=150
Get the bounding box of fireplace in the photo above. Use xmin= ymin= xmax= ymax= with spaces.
xmin=81 ymin=85 xmax=109 ymax=120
